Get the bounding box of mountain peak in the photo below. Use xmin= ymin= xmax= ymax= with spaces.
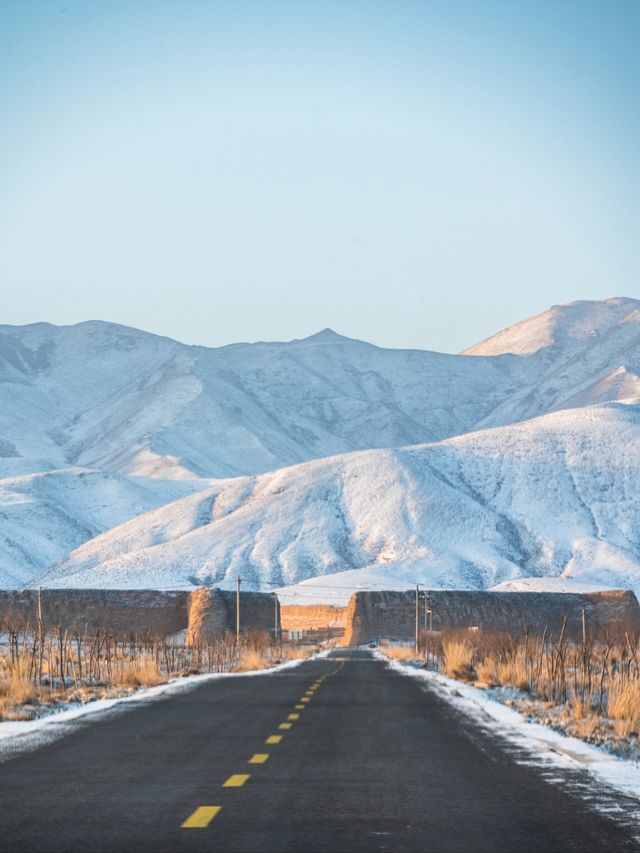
xmin=301 ymin=328 xmax=350 ymax=343
xmin=463 ymin=297 xmax=640 ymax=357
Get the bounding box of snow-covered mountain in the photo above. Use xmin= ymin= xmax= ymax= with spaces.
xmin=2 ymin=297 xmax=640 ymax=482
xmin=37 ymin=403 xmax=640 ymax=601
xmin=0 ymin=468 xmax=208 ymax=587
xmin=3 ymin=296 xmax=640 ymax=592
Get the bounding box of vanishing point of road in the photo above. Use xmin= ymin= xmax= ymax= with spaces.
xmin=0 ymin=649 xmax=638 ymax=853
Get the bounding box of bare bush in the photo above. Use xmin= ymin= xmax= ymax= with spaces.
xmin=442 ymin=638 xmax=474 ymax=680
xmin=0 ymin=618 xmax=313 ymax=721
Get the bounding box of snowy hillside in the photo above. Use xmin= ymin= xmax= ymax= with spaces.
xmin=0 ymin=469 xmax=208 ymax=587
xmin=0 ymin=321 xmax=515 ymax=480
xmin=2 ymin=297 xmax=640 ymax=482
xmin=4 ymin=296 xmax=640 ymax=591
xmin=37 ymin=403 xmax=640 ymax=600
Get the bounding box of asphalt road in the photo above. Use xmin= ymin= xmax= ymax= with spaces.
xmin=0 ymin=649 xmax=638 ymax=853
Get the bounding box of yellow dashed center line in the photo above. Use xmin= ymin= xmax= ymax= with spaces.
xmin=180 ymin=663 xmax=344 ymax=828
xmin=223 ymin=774 xmax=250 ymax=787
xmin=181 ymin=806 xmax=221 ymax=828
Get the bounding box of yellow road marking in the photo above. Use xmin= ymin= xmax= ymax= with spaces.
xmin=223 ymin=774 xmax=250 ymax=787
xmin=300 ymin=697 xmax=310 ymax=703
xmin=295 ymin=704 xmax=305 ymax=710
xmin=305 ymin=691 xmax=314 ymax=696
xmin=288 ymin=713 xmax=300 ymax=720
xmin=181 ymin=806 xmax=221 ymax=828
xmin=248 ymin=753 xmax=269 ymax=764
xmin=279 ymin=722 xmax=293 ymax=730
xmin=266 ymin=735 xmax=282 ymax=744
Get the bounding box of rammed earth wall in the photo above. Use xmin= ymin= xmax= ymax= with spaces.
xmin=0 ymin=588 xmax=275 ymax=641
xmin=342 ymin=589 xmax=640 ymax=646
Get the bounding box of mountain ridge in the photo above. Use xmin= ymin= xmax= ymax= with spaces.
xmin=3 ymin=296 xmax=640 ymax=591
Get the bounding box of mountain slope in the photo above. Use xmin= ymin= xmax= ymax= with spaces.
xmin=0 ymin=469 xmax=207 ymax=587
xmin=38 ymin=403 xmax=640 ymax=598
xmin=2 ymin=297 xmax=640 ymax=483
xmin=4 ymin=296 xmax=640 ymax=591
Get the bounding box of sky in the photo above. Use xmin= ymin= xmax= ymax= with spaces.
xmin=0 ymin=0 xmax=638 ymax=353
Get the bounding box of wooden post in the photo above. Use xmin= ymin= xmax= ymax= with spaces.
xmin=415 ymin=584 xmax=419 ymax=655
xmin=236 ymin=576 xmax=241 ymax=642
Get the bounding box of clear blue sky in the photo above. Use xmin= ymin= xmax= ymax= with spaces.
xmin=0 ymin=0 xmax=638 ymax=352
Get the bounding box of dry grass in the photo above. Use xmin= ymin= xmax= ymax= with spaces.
xmin=0 ymin=660 xmax=38 ymax=718
xmin=382 ymin=646 xmax=416 ymax=661
xmin=114 ymin=654 xmax=163 ymax=688
xmin=237 ymin=648 xmax=269 ymax=672
xmin=475 ymin=655 xmax=500 ymax=685
xmin=442 ymin=639 xmax=474 ymax=680
xmin=278 ymin=645 xmax=316 ymax=663
xmin=607 ymin=680 xmax=640 ymax=737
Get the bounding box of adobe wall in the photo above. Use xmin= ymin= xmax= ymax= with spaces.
xmin=0 ymin=589 xmax=189 ymax=637
xmin=0 ymin=588 xmax=276 ymax=641
xmin=343 ymin=589 xmax=640 ymax=646
xmin=186 ymin=587 xmax=277 ymax=644
xmin=280 ymin=604 xmax=346 ymax=631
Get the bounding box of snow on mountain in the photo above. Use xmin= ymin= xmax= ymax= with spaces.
xmin=464 ymin=297 xmax=640 ymax=357
xmin=4 ymin=296 xmax=640 ymax=591
xmin=37 ymin=403 xmax=640 ymax=599
xmin=0 ymin=319 xmax=518 ymax=480
xmin=0 ymin=469 xmax=208 ymax=587
xmin=465 ymin=298 xmax=640 ymax=428
xmin=1 ymin=298 xmax=639 ymax=484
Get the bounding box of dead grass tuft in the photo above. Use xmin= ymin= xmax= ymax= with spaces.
xmin=114 ymin=654 xmax=162 ymax=688
xmin=607 ymin=680 xmax=640 ymax=737
xmin=442 ymin=639 xmax=474 ymax=680
xmin=382 ymin=646 xmax=416 ymax=662
xmin=236 ymin=648 xmax=269 ymax=672
xmin=0 ymin=660 xmax=37 ymax=717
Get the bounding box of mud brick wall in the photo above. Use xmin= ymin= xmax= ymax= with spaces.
xmin=280 ymin=605 xmax=346 ymax=631
xmin=343 ymin=589 xmax=640 ymax=646
xmin=0 ymin=588 xmax=276 ymax=640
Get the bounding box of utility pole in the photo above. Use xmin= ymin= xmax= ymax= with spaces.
xmin=582 ymin=608 xmax=586 ymax=646
xmin=273 ymin=592 xmax=280 ymax=643
xmin=415 ymin=584 xmax=419 ymax=655
xmin=425 ymin=593 xmax=433 ymax=632
xmin=236 ymin=576 xmax=241 ymax=643
xmin=36 ymin=586 xmax=43 ymax=685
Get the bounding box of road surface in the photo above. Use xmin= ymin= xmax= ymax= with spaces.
xmin=0 ymin=649 xmax=638 ymax=852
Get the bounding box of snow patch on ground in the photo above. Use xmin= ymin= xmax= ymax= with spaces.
xmin=380 ymin=653 xmax=640 ymax=806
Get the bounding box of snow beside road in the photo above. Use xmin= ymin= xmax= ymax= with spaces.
xmin=382 ymin=654 xmax=640 ymax=806
xmin=0 ymin=651 xmax=332 ymax=761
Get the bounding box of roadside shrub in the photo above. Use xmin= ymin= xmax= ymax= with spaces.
xmin=115 ymin=654 xmax=162 ymax=688
xmin=607 ymin=680 xmax=640 ymax=737
xmin=442 ymin=639 xmax=474 ymax=680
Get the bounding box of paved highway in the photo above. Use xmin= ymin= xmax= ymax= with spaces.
xmin=0 ymin=649 xmax=638 ymax=852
